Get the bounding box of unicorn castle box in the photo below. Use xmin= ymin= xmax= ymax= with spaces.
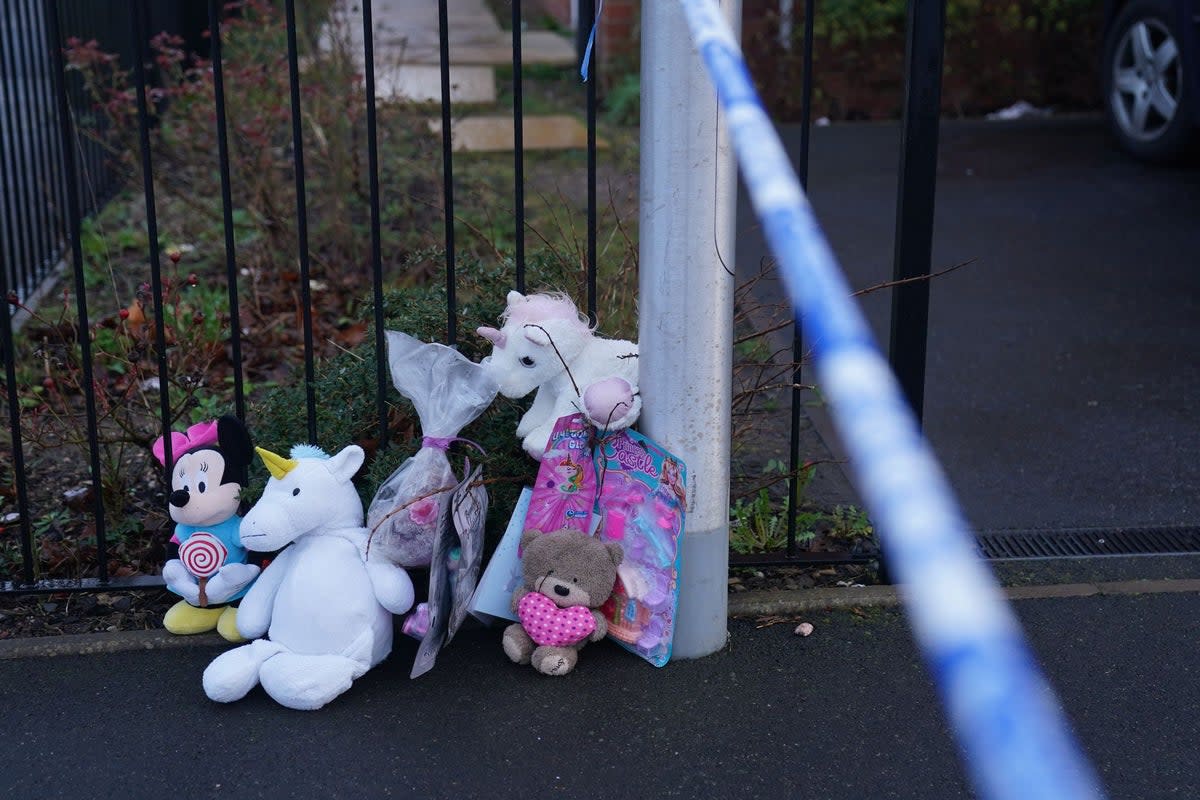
xmin=593 ymin=428 xmax=686 ymax=667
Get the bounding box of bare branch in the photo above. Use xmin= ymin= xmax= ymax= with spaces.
xmin=852 ymin=258 xmax=976 ymax=298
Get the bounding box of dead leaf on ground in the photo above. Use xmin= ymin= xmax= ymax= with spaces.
xmin=334 ymin=321 xmax=368 ymax=348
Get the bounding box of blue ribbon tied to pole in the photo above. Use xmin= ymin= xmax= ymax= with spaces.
xmin=580 ymin=0 xmax=605 ymax=82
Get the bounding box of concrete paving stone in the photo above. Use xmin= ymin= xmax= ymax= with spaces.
xmin=1003 ymin=583 xmax=1100 ymax=600
xmin=517 ymin=31 xmax=578 ymax=64
xmin=385 ymin=64 xmax=496 ymax=104
xmin=729 ymin=585 xmax=900 ymax=616
xmin=992 ymin=554 xmax=1200 ymax=587
xmin=328 ymin=0 xmax=499 ymax=49
xmin=397 ymin=31 xmax=576 ymax=66
xmin=365 ymin=0 xmax=502 ymax=36
xmin=427 ymin=114 xmax=602 ymax=151
xmin=728 ymin=576 xmax=1200 ymax=618
xmin=327 ymin=0 xmax=574 ymax=99
xmin=1098 ymin=577 xmax=1200 ymax=595
xmin=0 ymin=629 xmax=220 ymax=660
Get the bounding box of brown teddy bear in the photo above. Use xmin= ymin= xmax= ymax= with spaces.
xmin=503 ymin=528 xmax=623 ymax=676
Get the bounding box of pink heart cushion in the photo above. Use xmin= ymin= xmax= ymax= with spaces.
xmin=518 ymin=592 xmax=596 ymax=647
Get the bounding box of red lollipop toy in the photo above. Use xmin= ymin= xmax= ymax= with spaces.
xmin=180 ymin=532 xmax=228 ymax=606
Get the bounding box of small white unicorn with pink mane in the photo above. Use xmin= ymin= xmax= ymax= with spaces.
xmin=477 ymin=291 xmax=640 ymax=460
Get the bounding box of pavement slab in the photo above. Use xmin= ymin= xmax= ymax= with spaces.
xmin=427 ymin=114 xmax=600 ymax=151
xmin=330 ymin=0 xmax=574 ymax=102
xmin=387 ymin=63 xmax=496 ymax=104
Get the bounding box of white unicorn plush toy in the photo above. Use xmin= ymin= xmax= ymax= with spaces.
xmin=202 ymin=443 xmax=414 ymax=711
xmin=477 ymin=291 xmax=640 ymax=460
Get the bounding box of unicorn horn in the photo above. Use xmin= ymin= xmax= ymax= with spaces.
xmin=256 ymin=447 xmax=298 ymax=480
xmin=476 ymin=326 xmax=506 ymax=348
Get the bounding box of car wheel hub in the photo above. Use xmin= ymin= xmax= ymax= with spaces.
xmin=1111 ymin=19 xmax=1182 ymax=142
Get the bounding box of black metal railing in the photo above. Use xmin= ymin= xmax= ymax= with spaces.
xmin=1 ymin=0 xmax=68 ymax=311
xmin=0 ymin=0 xmax=608 ymax=592
xmin=1 ymin=0 xmax=946 ymax=592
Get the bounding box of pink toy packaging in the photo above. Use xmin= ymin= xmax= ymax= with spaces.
xmin=521 ymin=414 xmax=597 ymax=539
xmin=469 ymin=413 xmax=687 ymax=667
xmin=594 ymin=429 xmax=686 ymax=667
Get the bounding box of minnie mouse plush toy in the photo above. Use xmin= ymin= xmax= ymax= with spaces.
xmin=152 ymin=415 xmax=259 ymax=641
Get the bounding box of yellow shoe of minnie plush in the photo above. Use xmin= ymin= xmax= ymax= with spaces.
xmin=163 ymin=600 xmax=224 ymax=635
xmin=216 ymin=605 xmax=246 ymax=643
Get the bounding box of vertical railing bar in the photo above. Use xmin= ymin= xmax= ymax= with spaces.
xmin=45 ymin=0 xmax=108 ymax=582
xmin=89 ymin=0 xmax=109 ymax=216
xmin=39 ymin=0 xmax=63 ymax=274
xmin=1 ymin=8 xmax=36 ymax=298
xmin=584 ymin=0 xmax=598 ymax=325
xmin=511 ymin=0 xmax=526 ymax=292
xmin=437 ymin=0 xmax=457 ymax=345
xmin=0 ymin=257 xmax=34 ymax=586
xmin=27 ymin=0 xmax=58 ymax=282
xmin=131 ymin=0 xmax=175 ymax=492
xmin=887 ymin=0 xmax=945 ymax=425
xmin=16 ymin=0 xmax=52 ymax=286
xmin=0 ymin=51 xmax=22 ymax=305
xmin=74 ymin=1 xmax=102 ymax=218
xmin=0 ymin=18 xmax=26 ymax=303
xmin=90 ymin=2 xmax=108 ymax=207
xmin=63 ymin=0 xmax=95 ymax=218
xmin=36 ymin=0 xmax=69 ymax=269
xmin=786 ymin=0 xmax=816 ymax=556
xmin=0 ymin=48 xmax=36 ymax=587
xmin=360 ymin=0 xmax=390 ymax=451
xmin=62 ymin=0 xmax=93 ymax=216
xmin=11 ymin=0 xmax=39 ymax=284
xmin=207 ymin=0 xmax=245 ymax=422
xmin=16 ymin=2 xmax=43 ymax=297
xmin=41 ymin=0 xmax=69 ymax=268
xmin=283 ymin=0 xmax=318 ymax=443
xmin=58 ymin=0 xmax=80 ymax=212
xmin=0 ymin=36 xmax=9 ymax=297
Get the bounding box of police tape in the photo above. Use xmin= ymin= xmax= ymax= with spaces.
xmin=677 ymin=2 xmax=1105 ymax=798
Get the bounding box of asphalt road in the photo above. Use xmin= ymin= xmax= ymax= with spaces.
xmin=3 ymin=592 xmax=1200 ymax=799
xmin=737 ymin=116 xmax=1200 ymax=533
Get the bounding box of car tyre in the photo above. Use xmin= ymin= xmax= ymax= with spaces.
xmin=1102 ymin=0 xmax=1196 ymax=161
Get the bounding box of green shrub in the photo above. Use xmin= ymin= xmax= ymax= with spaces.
xmin=246 ymin=252 xmax=583 ymax=544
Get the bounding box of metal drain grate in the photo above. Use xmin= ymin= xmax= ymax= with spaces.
xmin=976 ymin=527 xmax=1200 ymax=560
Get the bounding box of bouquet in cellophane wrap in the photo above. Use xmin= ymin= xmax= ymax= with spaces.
xmin=367 ymin=331 xmax=497 ymax=567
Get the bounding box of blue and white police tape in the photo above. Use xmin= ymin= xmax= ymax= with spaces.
xmin=677 ymin=2 xmax=1106 ymax=799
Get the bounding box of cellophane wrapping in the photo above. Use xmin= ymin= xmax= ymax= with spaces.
xmin=367 ymin=331 xmax=497 ymax=567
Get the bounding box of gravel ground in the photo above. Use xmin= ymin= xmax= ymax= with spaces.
xmin=0 ymin=589 xmax=175 ymax=639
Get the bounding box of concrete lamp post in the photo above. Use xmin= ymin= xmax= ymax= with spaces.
xmin=637 ymin=0 xmax=741 ymax=659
